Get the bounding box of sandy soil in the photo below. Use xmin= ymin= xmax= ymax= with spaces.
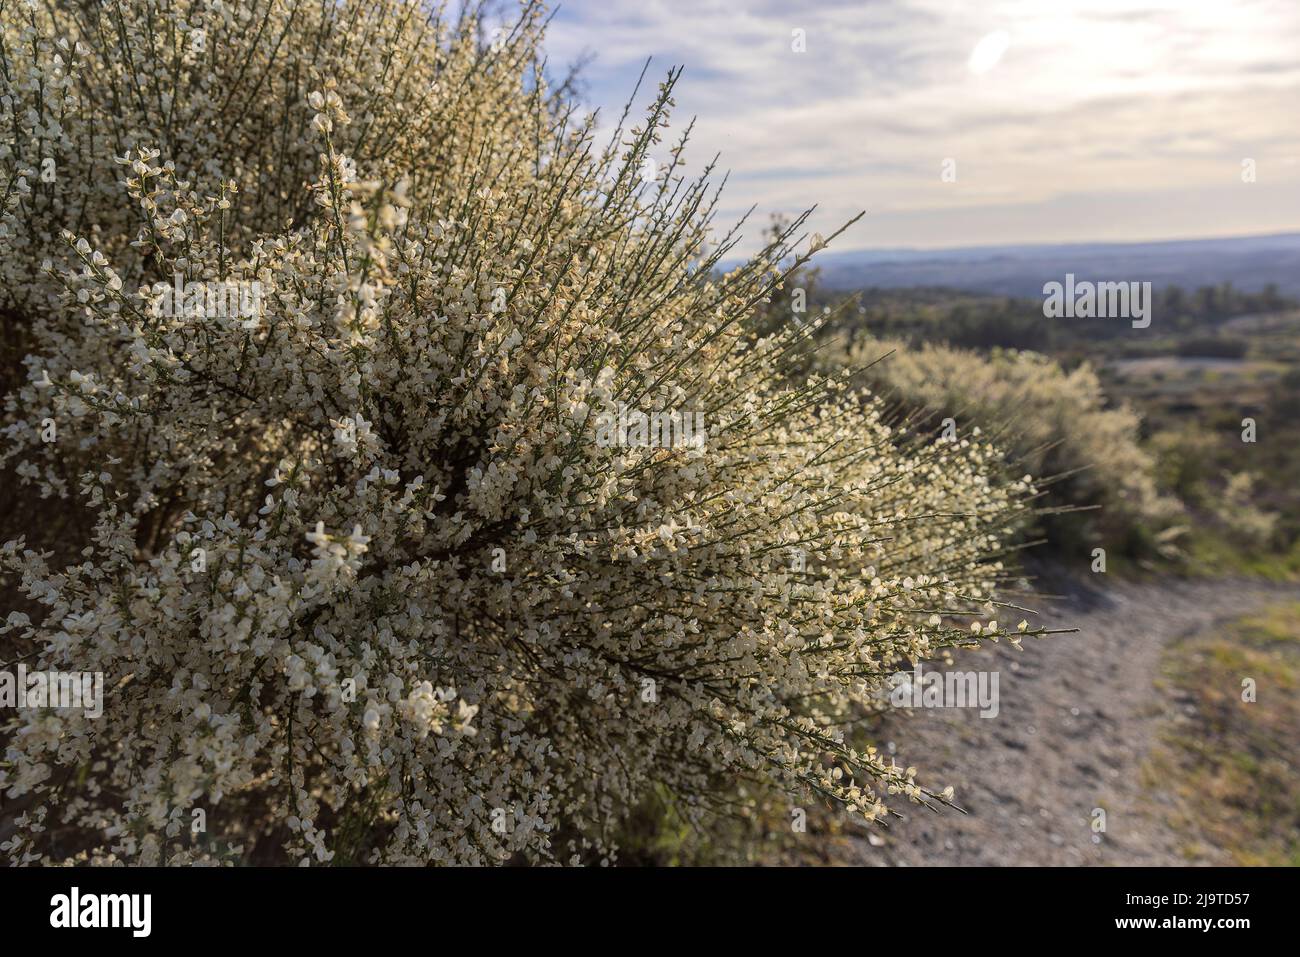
xmin=821 ymin=573 xmax=1300 ymax=866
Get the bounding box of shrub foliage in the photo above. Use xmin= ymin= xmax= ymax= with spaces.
xmin=829 ymin=336 xmax=1182 ymax=554
xmin=3 ymin=0 xmax=1040 ymax=864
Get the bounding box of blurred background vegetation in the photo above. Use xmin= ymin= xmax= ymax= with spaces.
xmin=803 ymin=266 xmax=1300 ymax=579
xmin=614 ymin=224 xmax=1300 ymax=863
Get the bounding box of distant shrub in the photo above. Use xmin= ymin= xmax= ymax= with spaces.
xmin=1 ymin=1 xmax=1041 ymax=864
xmin=827 ymin=338 xmax=1182 ymax=555
xmin=1213 ymin=473 xmax=1278 ymax=548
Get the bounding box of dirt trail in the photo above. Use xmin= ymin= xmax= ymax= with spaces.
xmin=829 ymin=574 xmax=1300 ymax=866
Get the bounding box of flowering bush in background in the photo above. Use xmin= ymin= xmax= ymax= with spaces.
xmin=827 ymin=336 xmax=1183 ymax=557
xmin=1 ymin=0 xmax=1042 ymax=864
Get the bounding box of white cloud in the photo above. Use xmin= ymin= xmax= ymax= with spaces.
xmin=544 ymin=0 xmax=1300 ymax=251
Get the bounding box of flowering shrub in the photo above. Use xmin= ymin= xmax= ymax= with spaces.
xmin=2 ymin=0 xmax=1041 ymax=864
xmin=828 ymin=336 xmax=1183 ymax=555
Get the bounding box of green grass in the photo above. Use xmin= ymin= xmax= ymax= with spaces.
xmin=1182 ymin=531 xmax=1300 ymax=581
xmin=1143 ymin=602 xmax=1300 ymax=865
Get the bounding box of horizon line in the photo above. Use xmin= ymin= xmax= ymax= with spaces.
xmin=797 ymin=228 xmax=1300 ymax=260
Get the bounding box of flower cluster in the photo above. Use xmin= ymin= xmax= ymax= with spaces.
xmin=1 ymin=0 xmax=1043 ymax=864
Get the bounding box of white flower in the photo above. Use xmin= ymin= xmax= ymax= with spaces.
xmin=0 ymin=0 xmax=1043 ymax=867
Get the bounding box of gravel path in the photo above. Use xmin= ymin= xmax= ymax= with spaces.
xmin=829 ymin=574 xmax=1300 ymax=866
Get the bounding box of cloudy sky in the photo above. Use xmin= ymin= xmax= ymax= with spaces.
xmin=542 ymin=0 xmax=1300 ymax=254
